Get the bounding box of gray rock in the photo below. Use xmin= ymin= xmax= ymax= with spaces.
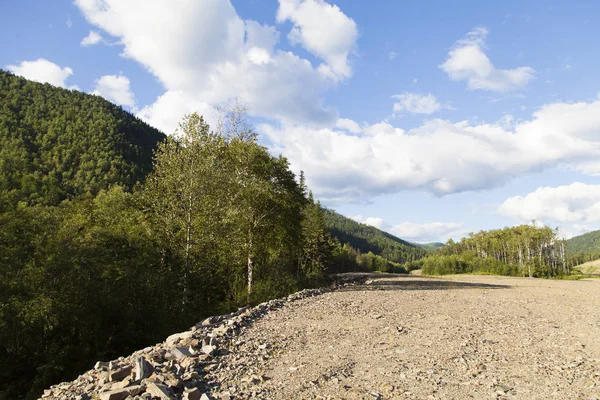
xmin=168 ymin=346 xmax=193 ymax=361
xmin=95 ymin=361 xmax=109 ymax=371
xmin=135 ymin=357 xmax=154 ymax=380
xmin=98 ymin=385 xmax=143 ymax=400
xmin=146 ymin=382 xmax=175 ymax=400
xmin=109 ymin=365 xmax=133 ymax=382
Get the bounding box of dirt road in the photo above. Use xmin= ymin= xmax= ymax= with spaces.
xmin=205 ymin=275 xmax=600 ymax=399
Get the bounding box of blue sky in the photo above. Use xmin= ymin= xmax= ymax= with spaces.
xmin=2 ymin=0 xmax=600 ymax=243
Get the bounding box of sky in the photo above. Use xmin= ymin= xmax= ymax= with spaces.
xmin=2 ymin=0 xmax=600 ymax=243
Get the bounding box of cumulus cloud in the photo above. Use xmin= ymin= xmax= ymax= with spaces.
xmin=276 ymin=0 xmax=358 ymax=80
xmin=349 ymin=215 xmax=385 ymax=229
xmin=6 ymin=58 xmax=77 ymax=89
xmin=440 ymin=27 xmax=535 ymax=92
xmin=262 ymin=98 xmax=600 ymax=201
xmin=498 ymin=183 xmax=600 ymax=223
xmin=390 ymin=222 xmax=464 ymax=243
xmin=74 ymin=0 xmax=356 ymax=132
xmin=81 ymin=30 xmax=103 ymax=46
xmin=92 ymin=74 xmax=136 ymax=108
xmin=392 ymin=93 xmax=442 ymax=115
xmin=335 ymin=118 xmax=361 ymax=133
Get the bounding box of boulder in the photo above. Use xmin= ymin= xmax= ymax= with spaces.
xmin=108 ymin=365 xmax=133 ymax=382
xmin=168 ymin=346 xmax=193 ymax=361
xmin=165 ymin=331 xmax=193 ymax=347
xmin=135 ymin=356 xmax=154 ymax=381
xmin=98 ymin=385 xmax=143 ymax=400
xmin=146 ymin=382 xmax=175 ymax=400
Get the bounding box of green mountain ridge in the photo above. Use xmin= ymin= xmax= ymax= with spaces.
xmin=323 ymin=208 xmax=427 ymax=264
xmin=0 ymin=69 xmax=165 ymax=209
xmin=417 ymin=242 xmax=445 ymax=250
xmin=566 ymin=229 xmax=600 ymax=264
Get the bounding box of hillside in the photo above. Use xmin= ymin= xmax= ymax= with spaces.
xmin=323 ymin=208 xmax=427 ymax=264
xmin=418 ymin=242 xmax=444 ymax=250
xmin=0 ymin=70 xmax=165 ymax=208
xmin=566 ymin=229 xmax=600 ymax=256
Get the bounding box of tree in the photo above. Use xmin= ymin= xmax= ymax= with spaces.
xmin=142 ymin=113 xmax=227 ymax=305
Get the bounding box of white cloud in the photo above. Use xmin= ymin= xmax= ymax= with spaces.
xmin=75 ymin=0 xmax=354 ymax=132
xmin=262 ymin=98 xmax=600 ymax=201
xmin=276 ymin=0 xmax=357 ymax=80
xmin=81 ymin=30 xmax=103 ymax=46
xmin=6 ymin=58 xmax=77 ymax=89
xmin=390 ymin=222 xmax=464 ymax=243
xmin=498 ymin=183 xmax=600 ymax=224
xmin=349 ymin=215 xmax=385 ymax=229
xmin=92 ymin=74 xmax=136 ymax=108
xmin=66 ymin=15 xmax=72 ymax=28
xmin=392 ymin=93 xmax=442 ymax=115
xmin=136 ymin=90 xmax=216 ymax=135
xmin=388 ymin=51 xmax=397 ymax=60
xmin=440 ymin=27 xmax=535 ymax=92
xmin=335 ymin=118 xmax=361 ymax=133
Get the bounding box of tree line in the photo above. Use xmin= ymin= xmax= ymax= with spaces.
xmin=421 ymin=224 xmax=569 ymax=277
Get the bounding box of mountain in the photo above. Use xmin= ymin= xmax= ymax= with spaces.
xmin=566 ymin=230 xmax=600 ymax=265
xmin=323 ymin=208 xmax=427 ymax=264
xmin=0 ymin=70 xmax=165 ymax=209
xmin=418 ymin=242 xmax=444 ymax=250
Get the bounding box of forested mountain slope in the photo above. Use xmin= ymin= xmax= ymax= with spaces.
xmin=566 ymin=229 xmax=600 ymax=265
xmin=418 ymin=242 xmax=444 ymax=250
xmin=0 ymin=70 xmax=165 ymax=208
xmin=323 ymin=208 xmax=427 ymax=263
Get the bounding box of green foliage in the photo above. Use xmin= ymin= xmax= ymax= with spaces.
xmin=0 ymin=69 xmax=164 ymax=209
xmin=418 ymin=242 xmax=444 ymax=250
xmin=565 ymin=230 xmax=600 ymax=265
xmin=424 ymin=224 xmax=568 ymax=277
xmin=323 ymin=208 xmax=427 ymax=264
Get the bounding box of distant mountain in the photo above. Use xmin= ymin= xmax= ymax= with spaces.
xmin=0 ymin=70 xmax=165 ymax=208
xmin=418 ymin=242 xmax=444 ymax=250
xmin=322 ymin=208 xmax=427 ymax=264
xmin=566 ymin=230 xmax=600 ymax=264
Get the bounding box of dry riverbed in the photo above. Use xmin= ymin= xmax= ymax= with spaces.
xmin=206 ymin=275 xmax=600 ymax=399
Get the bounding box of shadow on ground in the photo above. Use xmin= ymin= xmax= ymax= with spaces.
xmin=339 ymin=276 xmax=510 ymax=292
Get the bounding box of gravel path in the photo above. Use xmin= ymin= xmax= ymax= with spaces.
xmin=205 ymin=275 xmax=600 ymax=399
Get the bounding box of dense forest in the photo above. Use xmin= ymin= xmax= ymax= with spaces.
xmin=565 ymin=229 xmax=600 ymax=265
xmin=0 ymin=74 xmax=423 ymax=400
xmin=323 ymin=208 xmax=427 ymax=264
xmin=417 ymin=242 xmax=444 ymax=251
xmin=0 ymin=70 xmax=165 ymax=209
xmin=421 ymin=224 xmax=568 ymax=277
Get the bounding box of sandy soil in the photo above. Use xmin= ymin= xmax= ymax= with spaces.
xmin=206 ymin=275 xmax=600 ymax=399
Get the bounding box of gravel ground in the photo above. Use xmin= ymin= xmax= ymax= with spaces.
xmin=205 ymin=274 xmax=600 ymax=400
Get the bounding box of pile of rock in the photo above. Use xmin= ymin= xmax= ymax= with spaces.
xmin=38 ymin=280 xmax=363 ymax=400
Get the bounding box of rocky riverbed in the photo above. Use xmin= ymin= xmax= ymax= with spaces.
xmin=41 ymin=274 xmax=600 ymax=400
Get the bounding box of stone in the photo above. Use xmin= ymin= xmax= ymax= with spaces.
xmin=135 ymin=357 xmax=154 ymax=381
xmin=166 ymin=331 xmax=194 ymax=347
xmin=201 ymin=345 xmax=216 ymax=356
xmin=98 ymin=385 xmax=144 ymax=400
xmin=168 ymin=346 xmax=193 ymax=361
xmin=183 ymin=387 xmax=202 ymax=400
xmin=200 ymin=394 xmax=211 ymax=400
xmin=95 ymin=361 xmax=110 ymax=371
xmin=146 ymin=382 xmax=175 ymax=400
xmin=109 ymin=365 xmax=133 ymax=382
